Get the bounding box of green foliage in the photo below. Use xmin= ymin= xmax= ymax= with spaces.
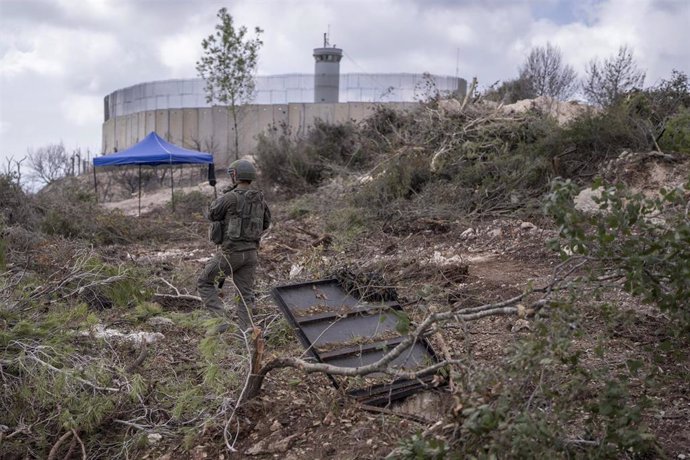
xmin=171 ymin=386 xmax=205 ymax=420
xmin=255 ymin=124 xmax=323 ymax=191
xmin=392 ymin=310 xmax=411 ymax=335
xmin=0 ymin=230 xmax=5 ymax=271
xmin=287 ymin=195 xmax=314 ymax=219
xmin=484 ymin=76 xmax=536 ymax=103
xmin=538 ymin=106 xmax=650 ymax=179
xmin=0 ymin=172 xmax=36 ymax=228
xmin=659 ymin=108 xmax=690 ymax=153
xmin=36 ymin=181 xmax=136 ymax=244
xmin=255 ymin=119 xmax=368 ymax=193
xmin=450 ymin=303 xmax=657 ymax=458
xmin=196 ymin=7 xmax=263 ymax=158
xmin=325 ymin=206 xmax=366 ymax=242
xmin=305 ymin=119 xmax=364 ymax=167
xmin=354 ymin=150 xmax=431 ymax=210
xmin=133 ymin=302 xmax=163 ymax=322
xmin=545 ymin=178 xmax=690 ymax=324
xmin=265 ymin=318 xmax=296 ymax=347
xmin=393 ymin=433 xmax=450 ymax=459
xmin=169 ymin=189 xmax=208 ymax=217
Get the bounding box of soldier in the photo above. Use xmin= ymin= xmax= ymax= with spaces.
xmin=197 ymin=159 xmax=271 ymax=333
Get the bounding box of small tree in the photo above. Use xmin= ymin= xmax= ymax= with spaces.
xmin=196 ymin=7 xmax=263 ymax=160
xmin=519 ymin=42 xmax=577 ymax=100
xmin=484 ymin=77 xmax=536 ymax=104
xmin=2 ymin=156 xmax=26 ymax=188
xmin=583 ymin=45 xmax=645 ymax=107
xmin=27 ymin=143 xmax=70 ymax=186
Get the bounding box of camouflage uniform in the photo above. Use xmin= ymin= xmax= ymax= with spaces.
xmin=197 ymin=185 xmax=271 ymax=331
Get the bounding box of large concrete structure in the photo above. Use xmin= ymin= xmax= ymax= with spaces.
xmin=102 ymin=43 xmax=467 ymax=167
xmin=313 ymin=33 xmax=343 ymax=103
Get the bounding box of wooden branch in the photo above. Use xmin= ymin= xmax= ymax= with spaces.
xmin=242 ymin=327 xmax=266 ymax=403
xmin=125 ymin=342 xmax=148 ymax=374
xmin=293 ymin=225 xmax=320 ymax=239
xmin=66 ymin=274 xmax=128 ymax=298
xmin=72 ymin=429 xmax=86 ymax=460
xmin=24 ymin=354 xmax=120 ymax=392
xmin=47 ymin=430 xmax=73 ymax=460
xmin=152 ymin=293 xmax=202 ymax=303
xmin=432 ymin=332 xmax=455 ymax=393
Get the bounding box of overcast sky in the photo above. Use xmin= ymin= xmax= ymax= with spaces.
xmin=1 ymin=0 xmax=688 ymax=167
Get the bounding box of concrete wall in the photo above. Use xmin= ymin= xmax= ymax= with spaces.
xmin=104 ymin=74 xmax=465 ymax=119
xmin=101 ymin=101 xmax=417 ymax=167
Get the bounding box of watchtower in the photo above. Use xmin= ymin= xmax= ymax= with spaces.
xmin=313 ymin=33 xmax=342 ymax=103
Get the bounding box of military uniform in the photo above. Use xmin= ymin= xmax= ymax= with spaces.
xmin=197 ymin=185 xmax=271 ymax=331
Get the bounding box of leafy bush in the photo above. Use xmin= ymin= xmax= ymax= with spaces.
xmin=545 ymin=178 xmax=690 ymax=325
xmin=168 ymin=190 xmax=209 ymax=217
xmin=483 ymin=76 xmax=537 ymax=103
xmin=393 ymin=432 xmax=450 ymax=459
xmin=448 ymin=302 xmax=658 ymax=458
xmin=537 ymin=106 xmax=650 ymax=179
xmin=0 ymin=172 xmax=37 ymax=229
xmin=255 ymin=119 xmax=370 ymax=193
xmin=353 ymin=149 xmax=431 ymax=212
xmin=659 ymin=108 xmax=690 ymax=153
xmin=255 ymin=123 xmax=324 ymax=192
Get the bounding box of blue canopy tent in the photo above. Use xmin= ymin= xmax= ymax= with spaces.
xmin=92 ymin=132 xmax=215 ymax=214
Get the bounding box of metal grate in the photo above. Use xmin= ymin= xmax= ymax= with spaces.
xmin=271 ymin=279 xmax=440 ymax=405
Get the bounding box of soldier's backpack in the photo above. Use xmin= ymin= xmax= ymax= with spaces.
xmin=225 ymin=190 xmax=266 ymax=242
xmin=209 ymin=221 xmax=224 ymax=245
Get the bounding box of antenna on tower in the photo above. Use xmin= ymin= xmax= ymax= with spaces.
xmin=455 ymin=48 xmax=460 ymax=78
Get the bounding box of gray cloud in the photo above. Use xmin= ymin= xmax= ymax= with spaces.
xmin=1 ymin=0 xmax=688 ymax=165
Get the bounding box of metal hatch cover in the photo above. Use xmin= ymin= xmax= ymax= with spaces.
xmin=271 ymin=278 xmax=441 ymax=406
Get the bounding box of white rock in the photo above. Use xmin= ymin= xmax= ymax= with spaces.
xmin=488 ymin=228 xmax=503 ymax=238
xmin=147 ymin=316 xmax=174 ymax=327
xmin=289 ymin=264 xmax=303 ymax=279
xmin=574 ymin=187 xmax=605 ymax=214
xmin=430 ymin=251 xmax=465 ymax=266
xmin=511 ymin=319 xmax=531 ymax=332
xmin=460 ymin=228 xmax=475 ymax=239
xmin=84 ymin=324 xmax=165 ymax=344
xmin=520 ymin=221 xmax=537 ymax=231
xmin=147 ymin=433 xmax=163 ymax=444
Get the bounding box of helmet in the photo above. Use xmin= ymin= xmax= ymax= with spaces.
xmin=227 ymin=159 xmax=257 ymax=182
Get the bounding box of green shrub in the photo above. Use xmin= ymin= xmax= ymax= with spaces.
xmin=659 ymin=108 xmax=690 ymax=153
xmin=393 ymin=432 xmax=450 ymax=459
xmin=255 ymin=119 xmax=370 ymax=193
xmin=305 ymin=119 xmax=364 ymax=167
xmin=353 ymin=150 xmax=431 ymax=212
xmin=169 ymin=190 xmax=209 ymax=217
xmin=545 ymin=178 xmax=690 ymax=325
xmin=255 ymin=124 xmax=324 ymax=192
xmin=325 ymin=206 xmax=367 ymax=242
xmin=537 ymin=107 xmax=650 ymax=179
xmin=0 ymin=173 xmax=36 ymax=228
xmin=449 ymin=302 xmax=658 ymax=458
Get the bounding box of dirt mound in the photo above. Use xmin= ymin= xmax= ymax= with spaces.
xmin=501 ymin=95 xmax=592 ymax=125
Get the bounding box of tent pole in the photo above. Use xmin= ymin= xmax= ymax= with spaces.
xmin=170 ymin=162 xmax=175 ymax=213
xmin=93 ymin=166 xmax=98 ymax=204
xmin=138 ymin=164 xmax=142 ymax=217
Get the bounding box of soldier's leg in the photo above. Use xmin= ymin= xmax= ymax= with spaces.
xmin=230 ymin=250 xmax=258 ymax=331
xmin=196 ymin=252 xmax=231 ymax=317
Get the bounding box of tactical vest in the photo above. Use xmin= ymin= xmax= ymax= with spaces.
xmin=225 ymin=189 xmax=266 ymax=242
